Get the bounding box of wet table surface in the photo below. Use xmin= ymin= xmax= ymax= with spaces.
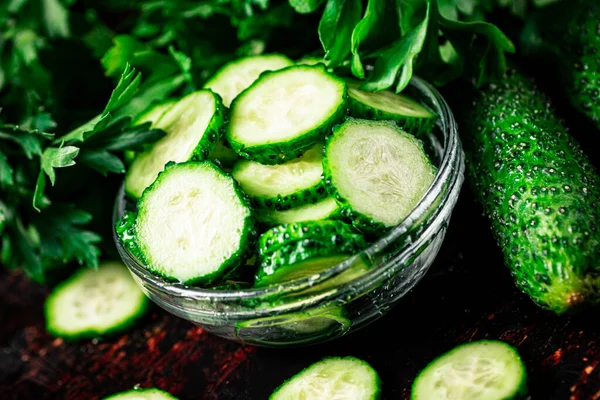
xmin=1 ymin=187 xmax=599 ymax=400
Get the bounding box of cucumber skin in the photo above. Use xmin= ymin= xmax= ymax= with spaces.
xmin=256 ymin=198 xmax=341 ymax=227
xmin=227 ymin=65 xmax=348 ymax=165
xmin=256 ymin=234 xmax=367 ymax=285
xmin=232 ymin=160 xmax=328 ymax=211
xmin=411 ymin=340 xmax=528 ymax=400
xmin=124 ymin=91 xmax=227 ymax=200
xmin=115 ymin=211 xmax=143 ymax=260
xmin=460 ymin=68 xmax=600 ymax=314
xmin=347 ymin=95 xmax=437 ymax=138
xmin=269 ymin=356 xmax=381 ymax=400
xmin=522 ymin=0 xmax=600 ymax=129
xmin=258 ymin=220 xmax=359 ymax=256
xmin=135 ymin=161 xmax=257 ymax=285
xmin=44 ymin=266 xmax=151 ymax=341
xmin=103 ymin=388 xmax=178 ymax=400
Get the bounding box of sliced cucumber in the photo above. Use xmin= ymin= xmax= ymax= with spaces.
xmin=125 ymin=100 xmax=178 ymax=164
xmin=103 ymin=388 xmax=178 ymax=400
xmin=270 ymin=356 xmax=381 ymax=400
xmin=324 ymin=119 xmax=436 ymax=232
xmin=256 ymin=223 xmax=367 ymax=287
xmin=133 ymin=100 xmax=178 ymax=127
xmin=124 ymin=90 xmax=224 ymax=199
xmin=204 ymin=54 xmax=293 ymax=107
xmin=412 ymin=340 xmax=528 ymax=400
xmin=227 ymin=65 xmax=347 ymax=164
xmin=135 ymin=161 xmax=255 ymax=284
xmin=232 ymin=143 xmax=327 ymax=210
xmin=256 ymin=197 xmax=340 ymax=226
xmin=115 ymin=210 xmax=142 ymax=259
xmin=296 ymin=56 xmax=325 ymax=66
xmin=44 ymin=261 xmax=149 ymax=340
xmin=258 ymin=220 xmax=358 ymax=255
xmin=347 ymin=82 xmax=437 ymax=136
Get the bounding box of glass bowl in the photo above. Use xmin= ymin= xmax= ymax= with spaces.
xmin=113 ymin=76 xmax=465 ymax=347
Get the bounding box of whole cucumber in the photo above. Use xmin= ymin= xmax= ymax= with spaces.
xmin=458 ymin=68 xmax=600 ymax=314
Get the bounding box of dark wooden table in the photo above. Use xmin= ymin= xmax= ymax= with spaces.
xmin=1 ymin=187 xmax=599 ymax=400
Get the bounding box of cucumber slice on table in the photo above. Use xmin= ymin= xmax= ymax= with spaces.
xmin=45 ymin=261 xmax=149 ymax=340
xmin=227 ymin=65 xmax=347 ymax=164
xmin=204 ymin=54 xmax=293 ymax=107
xmin=324 ymin=119 xmax=436 ymax=232
xmin=412 ymin=340 xmax=528 ymax=400
xmin=232 ymin=143 xmax=327 ymax=210
xmin=124 ymin=90 xmax=224 ymax=198
xmin=347 ymin=82 xmax=437 ymax=136
xmin=256 ymin=197 xmax=340 ymax=226
xmin=270 ymin=356 xmax=381 ymax=400
xmin=103 ymin=388 xmax=178 ymax=400
xmin=125 ymin=100 xmax=177 ymax=164
xmin=134 ymin=161 xmax=255 ymax=284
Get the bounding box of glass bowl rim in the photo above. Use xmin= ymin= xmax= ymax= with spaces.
xmin=113 ymin=75 xmax=462 ymax=301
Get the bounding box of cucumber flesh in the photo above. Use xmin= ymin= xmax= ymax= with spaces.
xmin=412 ymin=340 xmax=528 ymax=400
xmin=324 ymin=119 xmax=436 ymax=231
xmin=347 ymin=82 xmax=436 ymax=137
xmin=256 ymin=197 xmax=339 ymax=226
xmin=44 ymin=261 xmax=149 ymax=340
xmin=270 ymin=357 xmax=381 ymax=400
xmin=124 ymin=90 xmax=223 ymax=198
xmin=135 ymin=162 xmax=254 ymax=284
xmin=126 ymin=100 xmax=178 ymax=164
xmin=103 ymin=388 xmax=178 ymax=400
xmin=227 ymin=65 xmax=346 ymax=164
xmin=232 ymin=143 xmax=326 ymax=210
xmin=204 ymin=54 xmax=293 ymax=107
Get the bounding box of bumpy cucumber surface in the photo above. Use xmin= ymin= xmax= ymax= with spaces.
xmin=270 ymin=356 xmax=381 ymax=400
xmin=522 ymin=0 xmax=600 ymax=129
xmin=347 ymin=82 xmax=437 ymax=137
xmin=227 ymin=65 xmax=347 ymax=164
xmin=256 ymin=197 xmax=340 ymax=227
xmin=324 ymin=118 xmax=436 ymax=232
xmin=412 ymin=340 xmax=528 ymax=400
xmin=45 ymin=261 xmax=149 ymax=340
xmin=103 ymin=388 xmax=178 ymax=400
xmin=124 ymin=90 xmax=224 ymax=198
xmin=204 ymin=54 xmax=293 ymax=107
xmin=460 ymin=67 xmax=600 ymax=314
xmin=258 ymin=220 xmax=359 ymax=256
xmin=232 ymin=143 xmax=327 ymax=210
xmin=135 ymin=161 xmax=255 ymax=284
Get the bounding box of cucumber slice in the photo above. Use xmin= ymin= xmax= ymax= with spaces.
xmin=44 ymin=261 xmax=149 ymax=340
xmin=412 ymin=340 xmax=528 ymax=400
xmin=135 ymin=161 xmax=255 ymax=284
xmin=270 ymin=357 xmax=381 ymax=400
xmin=235 ymin=305 xmax=350 ymax=346
xmin=227 ymin=65 xmax=347 ymax=165
xmin=232 ymin=143 xmax=327 ymax=210
xmin=115 ymin=210 xmax=142 ymax=259
xmin=256 ymin=197 xmax=340 ymax=226
xmin=124 ymin=90 xmax=224 ymax=199
xmin=103 ymin=388 xmax=178 ymax=400
xmin=204 ymin=54 xmax=293 ymax=107
xmin=296 ymin=56 xmax=325 ymax=66
xmin=258 ymin=220 xmax=358 ymax=255
xmin=125 ymin=100 xmax=178 ymax=164
xmin=347 ymin=82 xmax=437 ymax=136
xmin=324 ymin=119 xmax=436 ymax=232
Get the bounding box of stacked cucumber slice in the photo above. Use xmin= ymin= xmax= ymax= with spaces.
xmin=117 ymin=53 xmax=438 ymax=288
